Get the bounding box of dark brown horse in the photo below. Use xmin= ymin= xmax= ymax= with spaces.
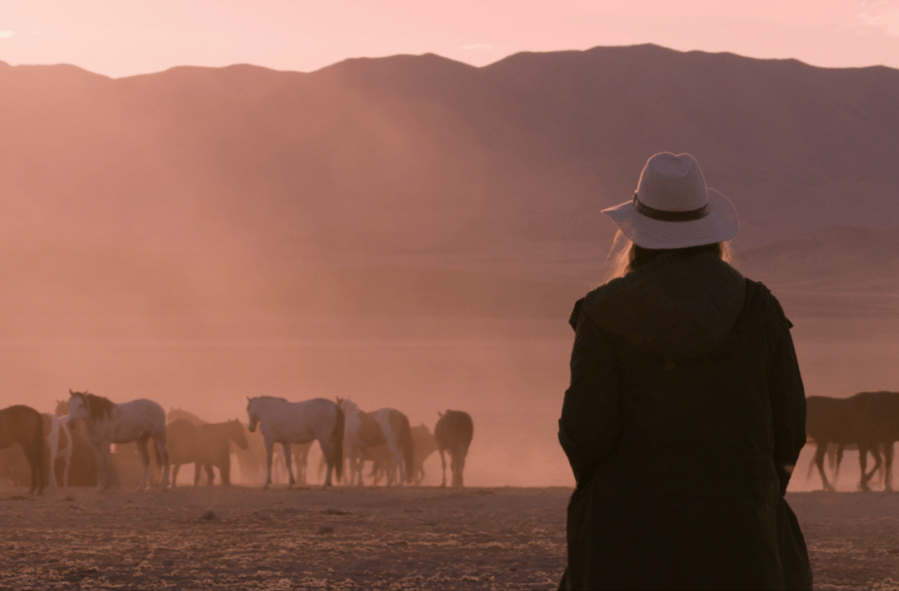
xmin=818 ymin=392 xmax=899 ymax=491
xmin=806 ymin=394 xmax=888 ymax=491
xmin=856 ymin=391 xmax=899 ymax=490
xmin=435 ymin=410 xmax=473 ymax=487
xmin=0 ymin=405 xmax=45 ymax=494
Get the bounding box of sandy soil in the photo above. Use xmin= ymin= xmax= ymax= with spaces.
xmin=0 ymin=486 xmax=896 ymax=590
xmin=0 ymin=486 xmax=566 ymax=590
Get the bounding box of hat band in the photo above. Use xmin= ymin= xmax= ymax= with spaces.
xmin=632 ymin=193 xmax=710 ymax=222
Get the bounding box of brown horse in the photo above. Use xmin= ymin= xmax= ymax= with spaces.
xmin=197 ymin=420 xmax=249 ymax=485
xmin=168 ymin=419 xmax=248 ymax=485
xmin=0 ymin=405 xmax=45 ymax=494
xmin=167 ymin=418 xmax=200 ymax=485
xmin=435 ymin=410 xmax=473 ymax=487
xmin=167 ymin=408 xmax=206 ymax=426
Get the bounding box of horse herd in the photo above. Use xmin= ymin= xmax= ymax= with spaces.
xmin=806 ymin=391 xmax=899 ymax=492
xmin=0 ymin=391 xmax=474 ymax=494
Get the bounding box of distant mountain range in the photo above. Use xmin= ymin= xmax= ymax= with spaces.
xmin=1 ymin=45 xmax=897 ymax=321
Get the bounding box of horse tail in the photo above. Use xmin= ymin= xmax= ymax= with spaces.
xmin=399 ymin=415 xmax=414 ymax=484
xmin=332 ymin=404 xmax=344 ymax=481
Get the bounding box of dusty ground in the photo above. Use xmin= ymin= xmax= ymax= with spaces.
xmin=0 ymin=486 xmax=896 ymax=590
xmin=0 ymin=486 xmax=566 ymax=590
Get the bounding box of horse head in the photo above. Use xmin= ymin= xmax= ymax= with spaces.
xmin=246 ymin=397 xmax=260 ymax=433
xmin=66 ymin=390 xmax=89 ymax=428
xmin=229 ymin=419 xmax=249 ymax=450
xmin=67 ymin=390 xmax=115 ymax=427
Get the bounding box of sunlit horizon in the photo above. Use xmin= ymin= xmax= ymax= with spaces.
xmin=0 ymin=0 xmax=897 ymax=79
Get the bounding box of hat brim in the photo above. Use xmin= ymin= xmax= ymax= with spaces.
xmin=602 ymin=188 xmax=738 ymax=249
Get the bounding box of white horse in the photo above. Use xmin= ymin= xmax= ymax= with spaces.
xmin=338 ymin=398 xmax=385 ymax=486
xmin=338 ymin=398 xmax=413 ymax=486
xmin=246 ymin=396 xmax=343 ymax=488
xmin=66 ymin=390 xmax=170 ymax=490
xmin=371 ymin=407 xmax=414 ymax=486
xmin=41 ymin=413 xmax=73 ymax=488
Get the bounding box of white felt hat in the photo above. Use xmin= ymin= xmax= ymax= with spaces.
xmin=602 ymin=152 xmax=738 ymax=249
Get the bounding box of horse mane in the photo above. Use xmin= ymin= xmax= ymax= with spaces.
xmin=70 ymin=391 xmax=116 ymax=421
xmin=55 ymin=399 xmax=70 ymax=418
xmin=167 ymin=407 xmax=206 ymax=425
xmin=256 ymin=396 xmax=288 ymax=403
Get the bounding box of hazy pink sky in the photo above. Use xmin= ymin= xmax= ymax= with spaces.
xmin=0 ymin=0 xmax=898 ymax=77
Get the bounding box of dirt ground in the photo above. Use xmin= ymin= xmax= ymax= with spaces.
xmin=0 ymin=486 xmax=896 ymax=590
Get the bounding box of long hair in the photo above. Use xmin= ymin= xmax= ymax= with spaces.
xmin=604 ymin=230 xmax=732 ymax=282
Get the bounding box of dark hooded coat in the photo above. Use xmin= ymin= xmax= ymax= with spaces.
xmin=558 ymin=252 xmax=810 ymax=590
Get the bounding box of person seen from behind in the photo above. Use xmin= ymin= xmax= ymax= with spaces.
xmin=558 ymin=152 xmax=811 ymax=590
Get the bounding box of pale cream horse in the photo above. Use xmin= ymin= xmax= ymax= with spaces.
xmin=67 ymin=390 xmax=170 ymax=490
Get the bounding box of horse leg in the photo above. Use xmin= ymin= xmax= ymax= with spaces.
xmin=395 ymin=445 xmax=406 ymax=487
xmin=353 ymin=449 xmax=365 ymax=486
xmin=867 ymin=445 xmax=883 ymax=489
xmin=61 ymin=430 xmax=73 ymax=488
xmin=97 ymin=444 xmax=111 ymax=491
xmin=318 ymin=439 xmax=335 ymax=488
xmin=281 ymin=442 xmax=296 ymax=487
xmin=453 ymin=444 xmax=469 ymax=487
xmin=205 ymin=463 xmax=215 ymax=485
xmin=439 ymin=449 xmax=448 ymax=488
xmin=352 ymin=450 xmax=364 ymax=486
xmin=46 ymin=426 xmax=59 ymax=489
xmin=295 ymin=447 xmax=306 ymax=486
xmin=834 ymin=444 xmax=845 ymax=483
xmin=151 ymin=433 xmax=169 ymax=487
xmin=24 ymin=430 xmax=43 ymax=494
xmin=137 ymin=434 xmax=152 ymax=489
xmin=884 ymin=442 xmax=895 ymax=492
xmin=858 ymin=443 xmax=876 ymax=491
xmin=220 ymin=459 xmax=231 ymax=486
xmin=813 ymin=443 xmax=833 ymax=492
xmin=264 ymin=440 xmax=274 ymax=489
xmin=172 ymin=462 xmax=181 ymax=486
xmin=382 ymin=442 xmax=401 ymax=487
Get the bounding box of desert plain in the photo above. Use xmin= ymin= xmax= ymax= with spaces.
xmin=0 ymin=485 xmax=896 ymax=590
xmin=0 ymin=486 xmax=899 ymax=590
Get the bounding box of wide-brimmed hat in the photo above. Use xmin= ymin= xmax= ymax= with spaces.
xmin=602 ymin=152 xmax=738 ymax=249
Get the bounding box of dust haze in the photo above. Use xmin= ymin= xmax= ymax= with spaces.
xmin=1 ymin=47 xmax=899 ymax=492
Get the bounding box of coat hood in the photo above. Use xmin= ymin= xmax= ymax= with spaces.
xmin=580 ymin=252 xmax=747 ymax=361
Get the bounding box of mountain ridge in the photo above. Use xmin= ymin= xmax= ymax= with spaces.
xmin=1 ymin=45 xmax=898 ymax=322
